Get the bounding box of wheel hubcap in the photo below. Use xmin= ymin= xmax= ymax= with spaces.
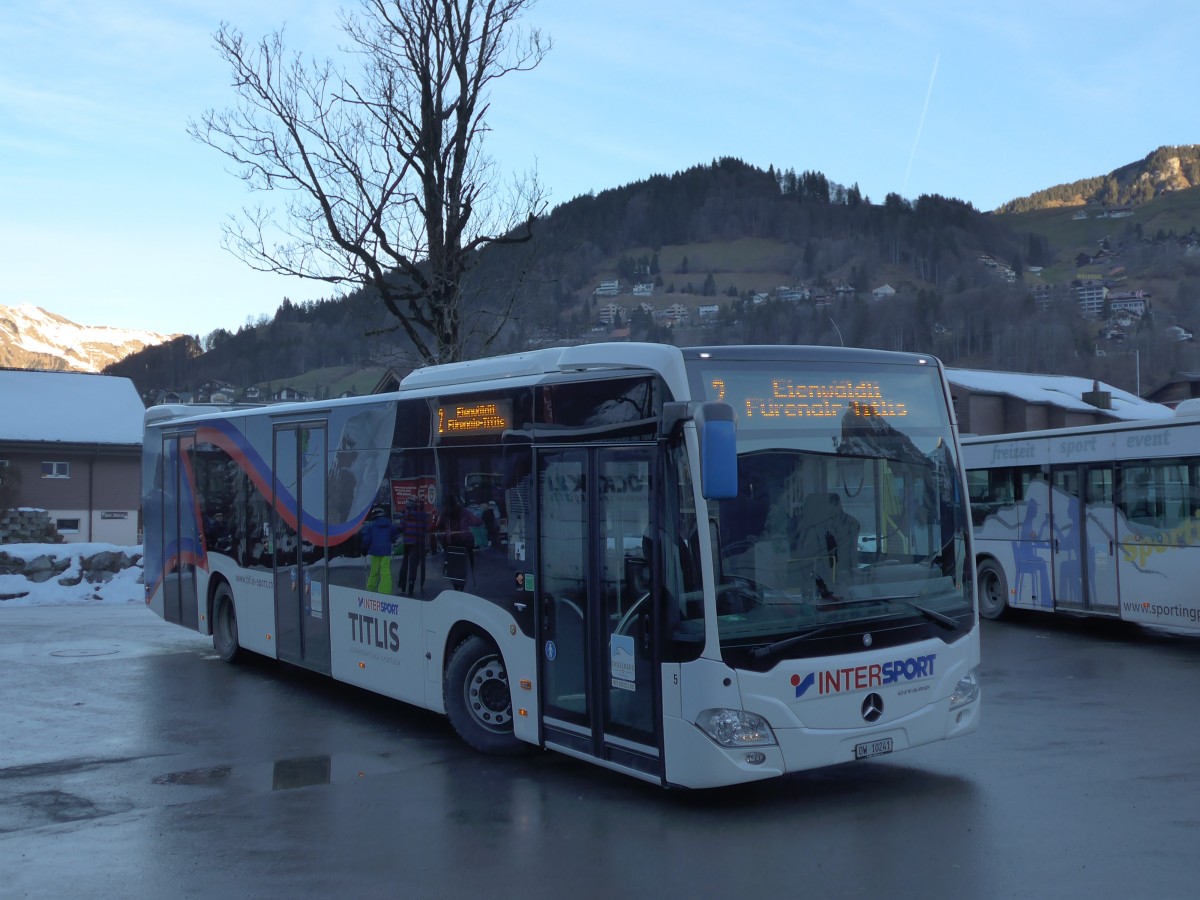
xmin=466 ymin=655 xmax=512 ymax=730
xmin=982 ymin=574 xmax=1001 ymax=611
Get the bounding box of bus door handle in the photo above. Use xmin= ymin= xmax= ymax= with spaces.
xmin=640 ymin=613 xmax=652 ymax=653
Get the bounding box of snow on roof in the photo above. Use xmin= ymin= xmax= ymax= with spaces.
xmin=0 ymin=370 xmax=145 ymax=445
xmin=945 ymin=368 xmax=1173 ymax=422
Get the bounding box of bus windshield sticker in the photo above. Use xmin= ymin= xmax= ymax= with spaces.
xmin=610 ymin=634 xmax=636 ymax=691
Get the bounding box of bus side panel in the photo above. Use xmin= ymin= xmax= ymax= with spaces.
xmin=1117 ymin=534 xmax=1200 ymax=630
xmin=325 ymin=584 xmax=540 ymax=745
xmin=328 ymin=584 xmax=425 ymax=705
xmin=420 ymin=595 xmax=540 ymax=746
xmin=971 ymin=482 xmax=1054 ymax=611
xmin=227 ymin=574 xmax=278 ymax=658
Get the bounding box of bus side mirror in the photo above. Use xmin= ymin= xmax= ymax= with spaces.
xmin=696 ymin=401 xmax=737 ymax=500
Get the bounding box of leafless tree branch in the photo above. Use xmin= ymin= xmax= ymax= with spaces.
xmin=188 ymin=0 xmax=550 ymax=363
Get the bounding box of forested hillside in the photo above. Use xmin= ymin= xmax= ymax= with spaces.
xmin=107 ymin=154 xmax=1200 ymax=400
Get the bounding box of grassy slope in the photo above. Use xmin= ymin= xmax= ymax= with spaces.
xmin=258 ymin=364 xmax=387 ymax=398
xmin=1000 ymin=187 xmax=1200 ymax=283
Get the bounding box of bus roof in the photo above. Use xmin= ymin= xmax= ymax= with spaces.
xmin=143 ymin=342 xmax=946 ymax=431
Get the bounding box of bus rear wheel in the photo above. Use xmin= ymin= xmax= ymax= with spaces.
xmin=444 ymin=636 xmax=526 ymax=756
xmin=212 ymin=584 xmax=242 ymax=663
xmin=977 ymin=559 xmax=1009 ymax=620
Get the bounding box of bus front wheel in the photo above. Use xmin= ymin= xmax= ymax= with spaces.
xmin=977 ymin=559 xmax=1009 ymax=620
xmin=212 ymin=584 xmax=242 ymax=663
xmin=444 ymin=636 xmax=525 ymax=756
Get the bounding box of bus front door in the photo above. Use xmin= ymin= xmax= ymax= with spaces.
xmin=537 ymin=446 xmax=663 ymax=783
xmin=1051 ymin=464 xmax=1119 ymax=612
xmin=272 ymin=422 xmax=331 ymax=674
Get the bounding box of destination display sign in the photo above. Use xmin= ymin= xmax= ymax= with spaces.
xmin=436 ymin=398 xmax=513 ymax=436
xmin=705 ymin=376 xmax=909 ymax=421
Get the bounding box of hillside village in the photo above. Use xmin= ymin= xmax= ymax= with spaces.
xmin=575 ymin=226 xmax=1198 ymax=362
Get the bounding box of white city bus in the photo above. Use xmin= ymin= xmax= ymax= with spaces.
xmin=143 ymin=342 xmax=979 ymax=788
xmin=963 ymin=413 xmax=1200 ymax=631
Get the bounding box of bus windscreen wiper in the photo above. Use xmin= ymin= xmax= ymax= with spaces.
xmin=750 ymin=625 xmax=828 ymax=659
xmin=817 ymin=593 xmax=959 ymax=630
xmin=899 ymin=600 xmax=960 ymax=630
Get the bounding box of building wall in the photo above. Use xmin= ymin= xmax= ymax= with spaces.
xmin=954 ymin=392 xmax=1115 ymax=437
xmin=1145 ymin=379 xmax=1200 ymax=408
xmin=0 ymin=447 xmax=140 ymax=544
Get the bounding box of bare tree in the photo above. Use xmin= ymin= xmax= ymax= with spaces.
xmin=190 ymin=0 xmax=550 ymax=364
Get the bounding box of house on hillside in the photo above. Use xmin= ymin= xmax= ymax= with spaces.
xmin=196 ymin=380 xmax=236 ymax=403
xmin=1032 ymin=283 xmax=1056 ymax=311
xmin=1108 ymin=292 xmax=1150 ymax=316
xmin=1075 ymin=282 xmax=1108 ymax=317
xmin=0 ymin=369 xmax=144 ymax=544
xmin=370 ymin=368 xmax=407 ymax=394
xmin=871 ymin=283 xmax=896 ymax=300
xmin=658 ymin=303 xmax=689 ymax=326
xmin=151 ymin=389 xmax=193 ymax=405
xmin=1166 ymin=325 xmax=1193 ymax=342
xmin=597 ymin=302 xmax=624 ymax=325
xmin=272 ymin=386 xmax=313 ymax=403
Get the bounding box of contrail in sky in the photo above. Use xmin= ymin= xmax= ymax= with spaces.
xmin=902 ymin=54 xmax=940 ymax=196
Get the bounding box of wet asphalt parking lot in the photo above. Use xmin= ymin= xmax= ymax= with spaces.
xmin=2 ymin=602 xmax=1198 ymax=899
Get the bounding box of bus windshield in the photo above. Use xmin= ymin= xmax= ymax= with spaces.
xmin=688 ymin=357 xmax=973 ymax=669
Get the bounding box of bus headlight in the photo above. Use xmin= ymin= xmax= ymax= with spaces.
xmin=695 ymin=709 xmax=778 ymax=748
xmin=949 ymin=668 xmax=980 ymax=709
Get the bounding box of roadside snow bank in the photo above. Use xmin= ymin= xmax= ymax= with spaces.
xmin=0 ymin=543 xmax=143 ymax=606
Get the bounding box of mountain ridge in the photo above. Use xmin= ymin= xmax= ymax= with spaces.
xmin=7 ymin=144 xmax=1199 ymax=397
xmin=995 ymin=145 xmax=1200 ymax=214
xmin=0 ymin=303 xmax=177 ymax=373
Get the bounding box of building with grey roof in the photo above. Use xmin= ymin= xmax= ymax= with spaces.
xmin=0 ymin=369 xmax=144 ymax=544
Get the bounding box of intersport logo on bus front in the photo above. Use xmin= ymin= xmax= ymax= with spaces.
xmin=791 ymin=654 xmax=937 ymax=698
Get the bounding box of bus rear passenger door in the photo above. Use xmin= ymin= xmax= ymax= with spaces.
xmin=272 ymin=422 xmax=331 ymax=674
xmin=1083 ymin=463 xmax=1118 ymax=611
xmin=1052 ymin=464 xmax=1118 ymax=613
xmin=537 ymin=446 xmax=663 ymax=783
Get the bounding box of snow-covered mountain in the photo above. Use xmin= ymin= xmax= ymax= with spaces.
xmin=0 ymin=304 xmax=177 ymax=373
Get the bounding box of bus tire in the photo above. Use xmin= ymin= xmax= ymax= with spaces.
xmin=212 ymin=583 xmax=242 ymax=663
xmin=977 ymin=559 xmax=1009 ymax=620
xmin=444 ymin=636 xmax=526 ymax=756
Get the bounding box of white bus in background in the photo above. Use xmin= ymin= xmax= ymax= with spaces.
xmin=143 ymin=342 xmax=979 ymax=789
xmin=962 ymin=410 xmax=1200 ymax=631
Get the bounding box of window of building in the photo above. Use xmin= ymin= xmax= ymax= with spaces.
xmin=56 ymin=518 xmax=81 ymax=533
xmin=41 ymin=461 xmax=70 ymax=479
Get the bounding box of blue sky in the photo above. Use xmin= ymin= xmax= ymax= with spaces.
xmin=2 ymin=0 xmax=1197 ymax=339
